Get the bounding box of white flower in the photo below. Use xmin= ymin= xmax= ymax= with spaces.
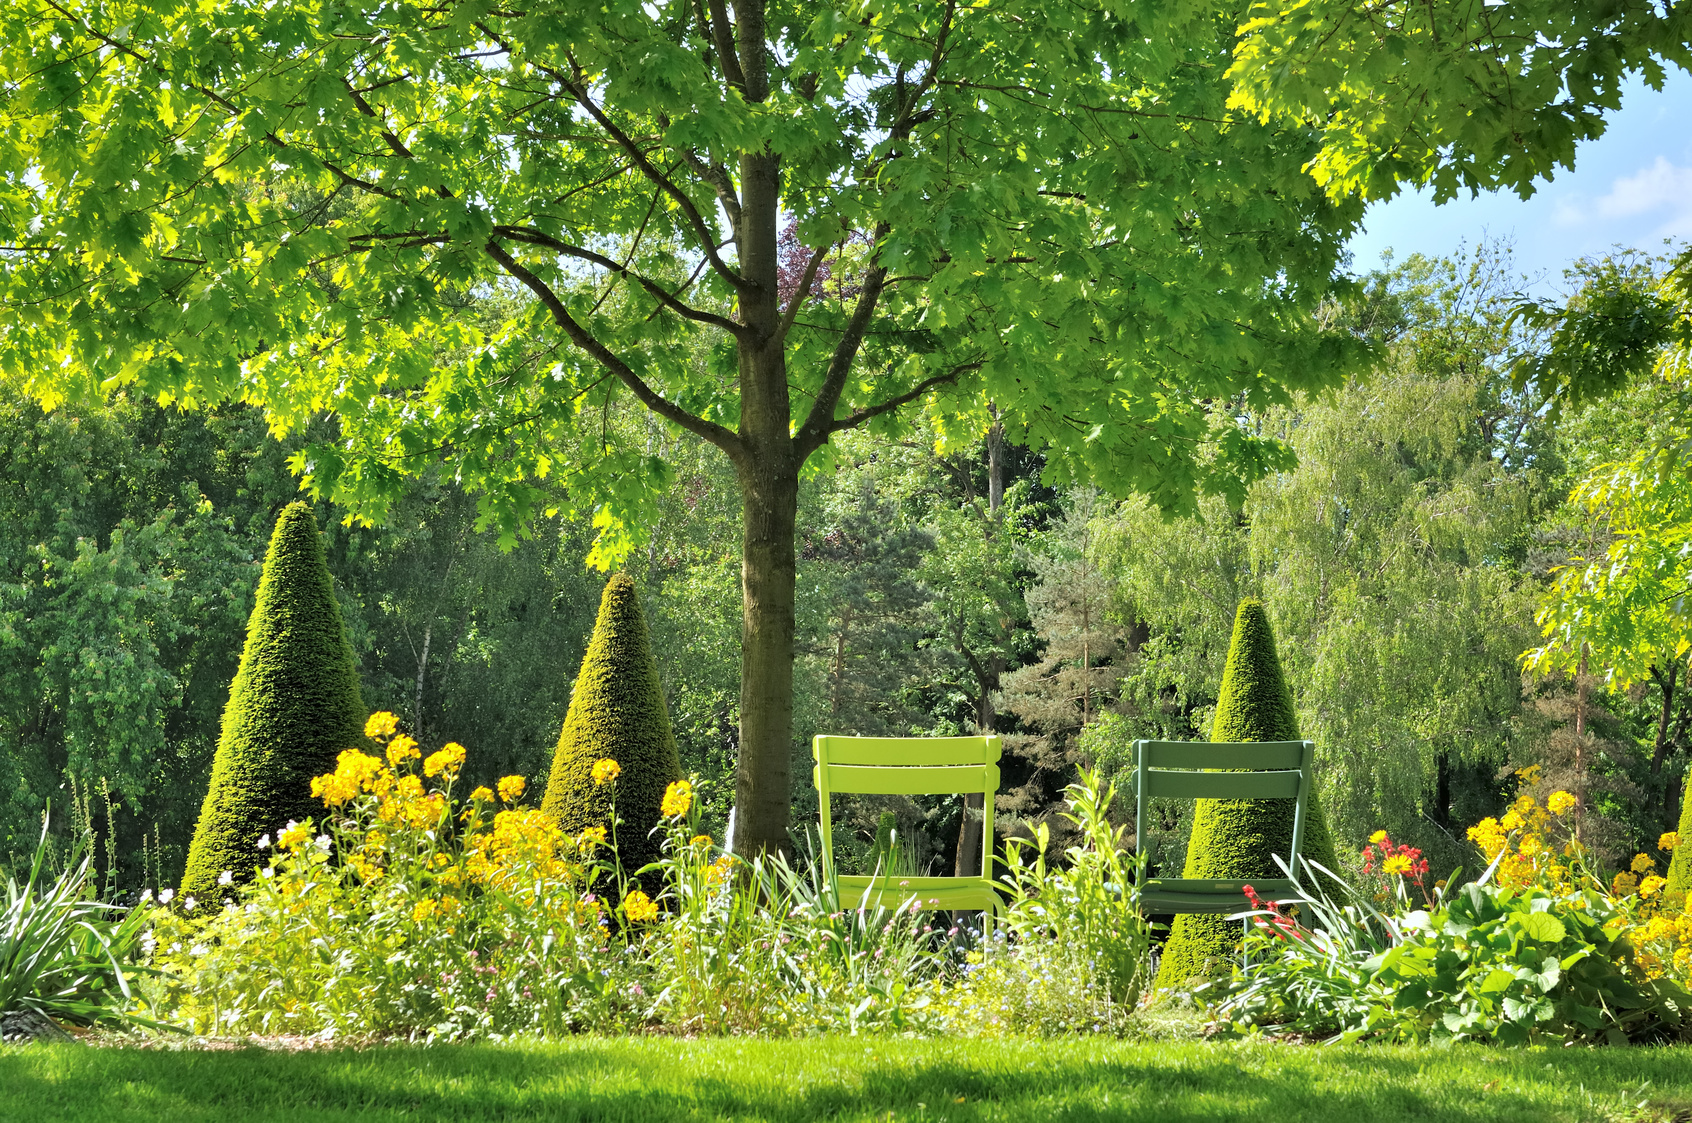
xmin=183 ymin=896 xmax=197 ymax=911
xmin=261 ymin=868 xmax=274 ymax=880
xmin=158 ymin=888 xmax=174 ymax=904
xmin=189 ymin=943 xmax=208 ymax=957
xmin=218 ymin=870 xmax=234 ymax=886
xmin=314 ymin=834 xmax=332 ymax=851
xmin=139 ymin=889 xmax=153 ymax=903
xmin=256 ymin=834 xmax=271 ymax=850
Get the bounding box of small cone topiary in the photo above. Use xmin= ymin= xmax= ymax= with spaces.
xmin=182 ymin=502 xmax=367 ymax=903
xmin=1153 ymin=598 xmax=1340 ymax=990
xmin=541 ymin=573 xmax=682 ymax=878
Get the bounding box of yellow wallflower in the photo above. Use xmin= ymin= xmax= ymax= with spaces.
xmin=468 ymin=786 xmax=494 ymax=803
xmin=592 ymin=759 xmax=621 ymax=785
xmin=1547 ymin=790 xmax=1577 ymax=816
xmin=1368 ymin=830 xmax=1388 ymax=846
xmin=1614 ymin=871 xmax=1641 ymax=896
xmin=396 ymin=774 xmax=425 ymax=800
xmin=576 ymin=825 xmax=608 ymax=854
xmin=1633 ymin=853 xmax=1657 ymax=875
xmin=1642 ymin=875 xmax=1667 ymax=898
xmin=1501 ymin=810 xmax=1524 ymax=831
xmin=1467 ymin=817 xmax=1506 ymax=856
xmin=278 ymin=822 xmax=311 ymax=850
xmin=1662 ymin=832 xmax=1682 ymax=852
xmin=1644 ymin=916 xmax=1678 ymax=942
xmin=690 ymin=834 xmax=712 ymax=849
xmin=412 ymin=898 xmax=439 ymax=924
xmin=365 ymin=711 xmax=400 ymax=740
xmin=622 ymin=889 xmax=659 ymax=923
xmin=424 ymin=742 xmax=467 ymax=778
xmin=661 ymin=780 xmax=693 ymax=818
xmin=498 ymin=775 xmax=526 ymax=802
xmin=387 ymin=734 xmax=420 ymax=766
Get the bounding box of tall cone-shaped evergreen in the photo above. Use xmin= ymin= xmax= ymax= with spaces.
xmin=1665 ymin=778 xmax=1692 ymax=896
xmin=182 ymin=502 xmax=367 ymax=902
xmin=1153 ymin=599 xmax=1339 ymax=990
xmin=541 ymin=573 xmax=682 ymax=877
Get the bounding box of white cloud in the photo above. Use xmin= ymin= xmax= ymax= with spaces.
xmin=1596 ymin=156 xmax=1692 ymax=219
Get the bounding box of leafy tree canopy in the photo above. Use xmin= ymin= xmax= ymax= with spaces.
xmin=1229 ymin=0 xmax=1692 ymax=204
xmin=1 ymin=0 xmax=1366 ymax=553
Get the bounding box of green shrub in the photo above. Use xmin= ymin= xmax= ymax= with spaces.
xmin=1667 ymin=782 xmax=1692 ymax=897
xmin=540 ymin=574 xmax=682 ymax=878
xmin=181 ymin=502 xmax=367 ymax=903
xmin=1204 ymin=856 xmax=1692 ymax=1045
xmin=1153 ymin=598 xmax=1339 ymax=990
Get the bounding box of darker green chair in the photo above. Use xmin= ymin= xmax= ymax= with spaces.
xmin=1132 ymin=739 xmax=1317 ymax=913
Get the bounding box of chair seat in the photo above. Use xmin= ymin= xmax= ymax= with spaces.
xmin=836 ymin=874 xmax=1002 ymax=913
xmin=1140 ymin=877 xmax=1297 ymax=915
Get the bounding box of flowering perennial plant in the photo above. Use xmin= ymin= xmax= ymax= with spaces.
xmin=1205 ymin=791 xmax=1692 ymax=1045
xmin=139 ymin=716 xmax=1036 ymax=1039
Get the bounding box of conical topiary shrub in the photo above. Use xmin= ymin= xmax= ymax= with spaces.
xmin=1665 ymin=773 xmax=1692 ymax=896
xmin=1152 ymin=598 xmax=1340 ymax=990
xmin=541 ymin=573 xmax=682 ymax=878
xmin=182 ymin=502 xmax=367 ymax=903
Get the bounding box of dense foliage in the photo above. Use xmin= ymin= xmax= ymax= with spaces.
xmin=181 ymin=503 xmax=368 ymax=903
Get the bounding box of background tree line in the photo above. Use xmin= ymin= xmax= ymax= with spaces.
xmin=2 ymin=245 xmax=1686 ymax=891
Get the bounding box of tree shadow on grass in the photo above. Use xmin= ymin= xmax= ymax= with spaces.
xmin=5 ymin=1040 xmax=1692 ymax=1122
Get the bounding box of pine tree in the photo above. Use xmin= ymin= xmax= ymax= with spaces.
xmin=541 ymin=573 xmax=682 ymax=877
xmin=182 ymin=502 xmax=367 ymax=902
xmin=1153 ymin=598 xmax=1339 ymax=989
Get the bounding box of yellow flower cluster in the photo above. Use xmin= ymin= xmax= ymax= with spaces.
xmin=424 ymin=742 xmax=466 ymax=778
xmin=1467 ymin=786 xmax=1692 ymax=982
xmin=498 ymin=775 xmax=526 ymax=802
xmin=661 ymin=780 xmax=693 ymax=819
xmin=592 ymin=758 xmax=621 ymax=785
xmin=623 ymin=889 xmax=659 ymax=922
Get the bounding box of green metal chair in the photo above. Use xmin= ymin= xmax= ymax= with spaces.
xmin=813 ymin=734 xmax=1003 ymax=929
xmin=1132 ymin=739 xmax=1317 ymax=913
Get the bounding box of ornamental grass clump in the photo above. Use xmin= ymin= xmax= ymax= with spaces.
xmin=925 ymin=770 xmax=1152 ymax=1037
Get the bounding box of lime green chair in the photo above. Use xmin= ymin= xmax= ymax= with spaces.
xmin=1133 ymin=739 xmax=1317 ymax=913
xmin=813 ymin=734 xmax=1003 ymax=927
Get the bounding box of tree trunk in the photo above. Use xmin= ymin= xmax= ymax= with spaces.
xmin=728 ymin=138 xmax=798 ymax=858
xmin=733 ymin=458 xmax=798 ymax=856
xmin=1650 ymin=662 xmax=1679 ymax=824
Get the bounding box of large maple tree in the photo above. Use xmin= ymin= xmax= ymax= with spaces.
xmin=6 ymin=0 xmax=1578 ymax=852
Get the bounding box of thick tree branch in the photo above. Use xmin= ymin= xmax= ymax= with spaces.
xmin=795 ymin=224 xmax=890 ymax=446
xmin=797 ymin=361 xmax=979 ymax=459
xmin=494 ymin=224 xmax=744 ymax=336
xmin=541 ymin=53 xmax=746 ymax=290
xmin=774 ymin=238 xmax=833 ymax=346
xmin=484 ymin=240 xmax=746 ymax=462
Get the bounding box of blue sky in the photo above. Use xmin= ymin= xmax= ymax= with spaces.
xmin=1345 ymin=68 xmax=1692 ymax=294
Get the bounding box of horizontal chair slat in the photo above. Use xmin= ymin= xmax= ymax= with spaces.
xmin=1140 ymin=893 xmax=1261 ymax=915
xmin=1136 ymin=740 xmax=1307 ymax=770
xmin=1139 ymin=769 xmax=1301 ymax=800
xmin=1143 ymin=878 xmax=1296 ymax=895
xmin=836 ymin=875 xmax=1000 ymax=911
xmin=817 ymin=762 xmax=998 ymax=794
xmin=816 ymin=735 xmax=1000 ymax=766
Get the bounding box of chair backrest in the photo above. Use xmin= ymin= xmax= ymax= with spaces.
xmin=1132 ymin=739 xmax=1316 ymax=882
xmin=813 ymin=735 xmax=1001 ymax=877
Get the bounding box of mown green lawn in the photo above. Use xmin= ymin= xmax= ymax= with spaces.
xmin=3 ymin=1036 xmax=1691 ymax=1122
